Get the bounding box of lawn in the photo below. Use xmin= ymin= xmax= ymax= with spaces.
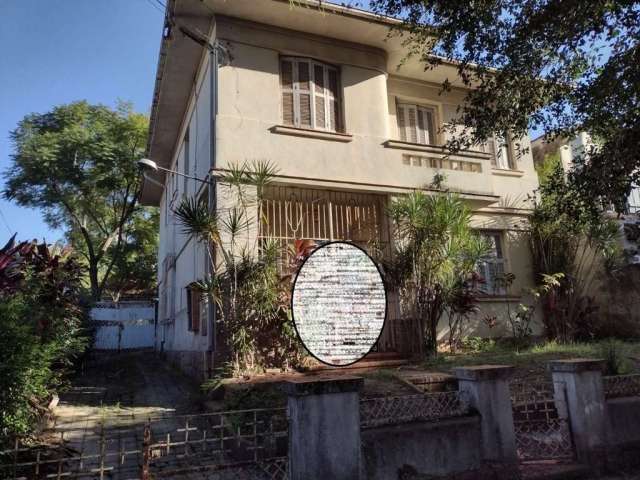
xmin=420 ymin=339 xmax=640 ymax=382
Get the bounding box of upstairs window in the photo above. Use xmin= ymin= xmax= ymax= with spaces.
xmin=280 ymin=57 xmax=342 ymax=132
xmin=396 ymin=103 xmax=437 ymax=145
xmin=483 ymin=134 xmax=516 ymax=170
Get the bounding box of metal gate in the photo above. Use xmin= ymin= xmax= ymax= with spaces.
xmin=510 ymin=379 xmax=574 ymax=461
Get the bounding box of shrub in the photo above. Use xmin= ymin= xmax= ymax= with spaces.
xmin=0 ymin=238 xmax=88 ymax=446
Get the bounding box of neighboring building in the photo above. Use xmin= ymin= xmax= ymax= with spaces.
xmin=532 ymin=133 xmax=640 ymax=214
xmin=142 ymin=0 xmax=542 ymax=379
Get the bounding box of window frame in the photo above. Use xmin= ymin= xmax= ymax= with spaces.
xmin=483 ymin=133 xmax=517 ymax=170
xmin=396 ymin=101 xmax=438 ymax=146
xmin=476 ymin=230 xmax=508 ymax=296
xmin=280 ymin=56 xmax=343 ymax=133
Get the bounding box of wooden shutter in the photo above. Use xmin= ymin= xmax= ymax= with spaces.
xmin=327 ymin=68 xmax=341 ymax=132
xmin=397 ymin=104 xmax=407 ymax=141
xmin=406 ymin=106 xmax=418 ymax=143
xmin=418 ymin=107 xmax=436 ymax=144
xmin=281 ymin=60 xmax=294 ymax=125
xmin=186 ymin=287 xmax=192 ymax=330
xmin=313 ymin=64 xmax=326 ymax=129
xmin=485 ymin=136 xmax=497 ymax=167
xmin=297 ymin=61 xmax=312 ymax=127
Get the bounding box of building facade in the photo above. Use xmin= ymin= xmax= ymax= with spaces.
xmin=143 ymin=0 xmax=542 ymax=378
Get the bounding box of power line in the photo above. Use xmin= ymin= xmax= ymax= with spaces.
xmin=143 ymin=0 xmax=165 ymax=16
xmin=0 ymin=208 xmax=14 ymax=236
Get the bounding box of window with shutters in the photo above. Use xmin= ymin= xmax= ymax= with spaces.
xmin=280 ymin=57 xmax=342 ymax=132
xmin=477 ymin=231 xmax=507 ymax=295
xmin=482 ymin=133 xmax=516 ymax=170
xmin=186 ymin=285 xmax=201 ymax=332
xmin=396 ymin=103 xmax=437 ymax=145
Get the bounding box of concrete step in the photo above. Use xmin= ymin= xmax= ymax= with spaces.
xmin=307 ymin=351 xmax=409 ymax=372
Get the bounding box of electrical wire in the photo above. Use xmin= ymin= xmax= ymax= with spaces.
xmin=0 ymin=208 xmax=14 ymax=235
xmin=143 ymin=0 xmax=165 ymax=16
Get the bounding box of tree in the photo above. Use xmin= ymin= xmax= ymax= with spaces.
xmin=3 ymin=101 xmax=156 ymax=300
xmin=528 ymin=164 xmax=621 ymax=340
xmin=365 ymin=0 xmax=639 ymax=209
xmin=385 ymin=191 xmax=489 ymax=356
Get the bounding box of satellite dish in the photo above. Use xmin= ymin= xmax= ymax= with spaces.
xmin=291 ymin=241 xmax=387 ymax=367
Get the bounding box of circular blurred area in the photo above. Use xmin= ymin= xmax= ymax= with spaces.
xmin=291 ymin=241 xmax=387 ymax=366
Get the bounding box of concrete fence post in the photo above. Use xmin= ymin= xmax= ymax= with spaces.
xmin=284 ymin=375 xmax=364 ymax=480
xmin=549 ymin=358 xmax=607 ymax=465
xmin=454 ymin=365 xmax=518 ymax=469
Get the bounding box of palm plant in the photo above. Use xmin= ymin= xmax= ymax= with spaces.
xmin=386 ymin=191 xmax=489 ymax=356
xmin=174 ymin=160 xmax=300 ymax=374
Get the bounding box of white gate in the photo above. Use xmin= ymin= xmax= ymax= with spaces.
xmin=91 ymin=300 xmax=156 ymax=350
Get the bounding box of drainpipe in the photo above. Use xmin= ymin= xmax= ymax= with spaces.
xmin=207 ymin=44 xmax=218 ymax=366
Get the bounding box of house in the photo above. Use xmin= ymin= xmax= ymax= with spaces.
xmin=531 ymin=133 xmax=640 ymax=214
xmin=142 ymin=0 xmax=542 ymax=379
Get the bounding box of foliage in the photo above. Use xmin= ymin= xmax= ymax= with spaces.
xmin=446 ymin=277 xmax=481 ymax=353
xmin=461 ymin=336 xmax=496 ymax=353
xmin=528 ymin=165 xmax=622 ymax=340
xmin=600 ymin=339 xmax=632 ymax=376
xmin=174 ymin=160 xmax=303 ymax=375
xmin=3 ymin=101 xmax=157 ymax=300
xmin=365 ymin=0 xmax=640 ymax=210
xmin=535 ymin=151 xmax=563 ymax=187
xmin=497 ymin=272 xmax=564 ymax=343
xmin=385 ymin=191 xmax=489 ymax=356
xmin=0 ymin=236 xmax=88 ymax=446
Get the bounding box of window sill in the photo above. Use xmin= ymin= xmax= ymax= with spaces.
xmin=270 ymin=125 xmax=353 ymax=142
xmin=491 ymin=168 xmax=525 ymax=177
xmin=383 ymin=140 xmax=492 ymax=160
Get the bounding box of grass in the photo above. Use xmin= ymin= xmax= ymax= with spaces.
xmin=421 ymin=339 xmax=640 ymax=380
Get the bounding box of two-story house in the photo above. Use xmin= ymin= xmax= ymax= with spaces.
xmin=142 ymin=0 xmax=541 ymax=379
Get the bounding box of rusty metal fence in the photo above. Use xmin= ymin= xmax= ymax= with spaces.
xmin=510 ymin=379 xmax=574 ymax=461
xmin=0 ymin=408 xmax=288 ymax=480
xmin=360 ymin=390 xmax=469 ymax=429
xmin=604 ymin=374 xmax=640 ymax=399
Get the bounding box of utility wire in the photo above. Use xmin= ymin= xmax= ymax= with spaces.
xmin=0 ymin=208 xmax=14 ymax=235
xmin=143 ymin=0 xmax=165 ymax=16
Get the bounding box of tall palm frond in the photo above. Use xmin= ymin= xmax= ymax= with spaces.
xmin=174 ymin=197 xmax=220 ymax=243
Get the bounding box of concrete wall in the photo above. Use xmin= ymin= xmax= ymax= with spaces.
xmin=606 ymin=397 xmax=640 ymax=447
xmin=361 ymin=416 xmax=482 ymax=479
xmin=91 ymin=301 xmax=156 ymax=350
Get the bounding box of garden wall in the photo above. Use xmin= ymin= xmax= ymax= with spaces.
xmin=361 ymin=416 xmax=482 ymax=479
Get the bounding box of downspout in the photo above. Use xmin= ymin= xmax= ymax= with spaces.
xmin=208 ymin=43 xmax=218 ymax=364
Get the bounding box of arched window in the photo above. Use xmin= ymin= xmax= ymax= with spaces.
xmin=280 ymin=57 xmax=343 ymax=132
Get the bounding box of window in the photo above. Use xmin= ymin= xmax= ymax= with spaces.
xmin=186 ymin=285 xmax=201 ymax=332
xmin=483 ymin=134 xmax=516 ymax=170
xmin=396 ymin=103 xmax=437 ymax=145
xmin=280 ymin=57 xmax=342 ymax=132
xmin=477 ymin=231 xmax=506 ymax=295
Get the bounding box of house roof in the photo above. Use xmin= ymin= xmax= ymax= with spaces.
xmin=142 ymin=0 xmax=465 ymax=205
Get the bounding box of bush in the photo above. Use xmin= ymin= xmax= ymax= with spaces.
xmin=0 ymin=239 xmax=88 ymax=446
xmin=600 ymin=339 xmax=631 ymax=376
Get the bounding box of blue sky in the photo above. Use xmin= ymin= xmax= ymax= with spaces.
xmin=0 ymin=0 xmax=165 ymax=244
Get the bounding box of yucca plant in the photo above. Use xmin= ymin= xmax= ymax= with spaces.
xmin=386 ymin=191 xmax=489 ymax=357
xmin=174 ymin=160 xmax=301 ymax=374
